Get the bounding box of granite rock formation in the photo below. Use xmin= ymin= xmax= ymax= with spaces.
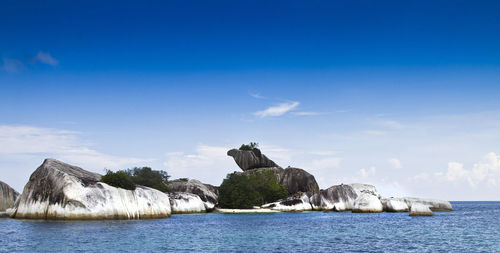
xmin=0 ymin=180 xmax=19 ymax=212
xmin=9 ymin=159 xmax=171 ymax=220
xmin=227 ymin=149 xmax=280 ymax=171
xmin=168 ymin=179 xmax=218 ymax=211
xmin=169 ymin=192 xmax=206 ymax=214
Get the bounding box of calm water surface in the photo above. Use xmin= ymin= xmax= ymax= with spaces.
xmin=1 ymin=202 xmax=499 ymax=252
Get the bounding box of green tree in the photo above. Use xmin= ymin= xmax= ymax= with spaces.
xmin=126 ymin=167 xmax=171 ymax=192
xmin=101 ymin=170 xmax=136 ymax=190
xmin=218 ymin=170 xmax=288 ymax=209
xmin=239 ymin=142 xmax=259 ymax=151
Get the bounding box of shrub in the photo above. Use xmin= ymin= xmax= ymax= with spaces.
xmin=126 ymin=167 xmax=171 ymax=192
xmin=218 ymin=170 xmax=288 ymax=209
xmin=239 ymin=142 xmax=259 ymax=151
xmin=101 ymin=170 xmax=136 ymax=190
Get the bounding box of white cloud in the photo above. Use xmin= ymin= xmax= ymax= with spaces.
xmin=360 ymin=166 xmax=376 ymax=178
xmin=249 ymin=92 xmax=266 ymax=99
xmin=292 ymin=111 xmax=325 ymax=116
xmin=412 ymin=152 xmax=500 ymax=188
xmin=2 ymin=58 xmax=25 ymax=73
xmin=0 ymin=125 xmax=148 ymax=171
xmin=254 ymin=101 xmax=299 ymax=117
xmin=310 ymin=157 xmax=342 ymax=169
xmin=163 ymin=145 xmax=235 ymax=185
xmin=34 ymin=51 xmax=58 ymax=66
xmin=388 ymin=158 xmax=402 ymax=168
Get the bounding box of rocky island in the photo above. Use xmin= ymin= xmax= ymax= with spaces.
xmin=3 ymin=144 xmax=452 ymax=220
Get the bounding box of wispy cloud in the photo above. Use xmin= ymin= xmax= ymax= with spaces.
xmin=33 ymin=51 xmax=58 ymax=66
xmin=2 ymin=58 xmax=25 ymax=73
xmin=388 ymin=158 xmax=402 ymax=168
xmin=292 ymin=111 xmax=326 ymax=116
xmin=0 ymin=125 xmax=148 ymax=170
xmin=254 ymin=101 xmax=300 ymax=117
xmin=249 ymin=92 xmax=266 ymax=99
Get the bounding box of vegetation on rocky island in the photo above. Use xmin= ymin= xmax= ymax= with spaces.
xmin=218 ymin=170 xmax=288 ymax=209
xmin=101 ymin=167 xmax=171 ymax=192
xmin=239 ymin=142 xmax=259 ymax=151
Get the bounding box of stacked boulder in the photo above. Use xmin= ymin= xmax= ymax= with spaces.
xmin=168 ymin=179 xmax=219 ymax=213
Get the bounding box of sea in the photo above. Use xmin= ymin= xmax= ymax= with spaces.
xmin=1 ymin=202 xmax=499 ymax=252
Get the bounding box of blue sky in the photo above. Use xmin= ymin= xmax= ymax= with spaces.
xmin=1 ymin=0 xmax=500 ymax=200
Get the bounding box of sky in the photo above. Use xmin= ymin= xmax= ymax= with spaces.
xmin=1 ymin=0 xmax=500 ymax=200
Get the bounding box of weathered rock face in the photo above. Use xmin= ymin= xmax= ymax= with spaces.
xmin=384 ymin=197 xmax=452 ymax=211
xmin=169 ymin=192 xmax=206 ymax=214
xmin=381 ymin=198 xmax=409 ymax=212
xmin=168 ymin=179 xmax=218 ymax=211
xmin=281 ymin=167 xmax=320 ymax=195
xmin=311 ymin=183 xmax=382 ymax=212
xmin=0 ymin=180 xmax=19 ymax=211
xmin=241 ymin=167 xmax=319 ymax=196
xmin=352 ymin=194 xmax=383 ymax=213
xmin=227 ymin=149 xmax=280 ymax=171
xmin=310 ymin=184 xmax=358 ymax=211
xmin=409 ymin=203 xmax=434 ymax=216
xmin=9 ymin=159 xmax=171 ymax=220
xmin=261 ymin=193 xmax=312 ymax=212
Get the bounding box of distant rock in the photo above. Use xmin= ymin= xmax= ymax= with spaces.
xmin=262 ymin=193 xmax=313 ymax=212
xmin=227 ymin=149 xmax=280 ymax=171
xmin=352 ymin=194 xmax=383 ymax=213
xmin=9 ymin=159 xmax=171 ymax=219
xmin=169 ymin=192 xmax=206 ymax=214
xmin=409 ymin=203 xmax=434 ymax=216
xmin=383 ymin=197 xmax=452 ymax=211
xmin=311 ymin=183 xmax=381 ymax=212
xmin=0 ymin=180 xmax=19 ymax=211
xmin=168 ymin=179 xmax=218 ymax=211
xmin=310 ymin=184 xmax=357 ymax=211
xmin=381 ymin=198 xmax=409 ymax=212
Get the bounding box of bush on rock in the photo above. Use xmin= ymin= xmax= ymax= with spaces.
xmin=218 ymin=170 xmax=288 ymax=209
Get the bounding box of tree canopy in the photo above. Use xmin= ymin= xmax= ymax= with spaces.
xmin=218 ymin=170 xmax=288 ymax=209
xmin=239 ymin=142 xmax=259 ymax=151
xmin=100 ymin=167 xmax=171 ymax=192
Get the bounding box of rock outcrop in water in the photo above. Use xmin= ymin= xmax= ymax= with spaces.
xmin=381 ymin=197 xmax=452 ymax=211
xmin=168 ymin=179 xmax=218 ymax=211
xmin=169 ymin=192 xmax=206 ymax=214
xmin=409 ymin=203 xmax=434 ymax=216
xmin=227 ymin=149 xmax=280 ymax=171
xmin=0 ymin=181 xmax=19 ymax=212
xmin=310 ymin=183 xmax=382 ymax=212
xmin=261 ymin=193 xmax=313 ymax=212
xmin=9 ymin=159 xmax=171 ymax=220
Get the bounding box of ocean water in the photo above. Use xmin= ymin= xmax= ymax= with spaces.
xmin=1 ymin=202 xmax=499 ymax=252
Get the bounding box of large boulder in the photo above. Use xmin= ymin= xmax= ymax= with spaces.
xmin=281 ymin=167 xmax=320 ymax=195
xmin=0 ymin=180 xmax=19 ymax=212
xmin=262 ymin=193 xmax=312 ymax=212
xmin=241 ymin=167 xmax=319 ymax=196
xmin=169 ymin=192 xmax=206 ymax=214
xmin=381 ymin=198 xmax=409 ymax=212
xmin=227 ymin=149 xmax=280 ymax=171
xmin=352 ymin=194 xmax=383 ymax=213
xmin=168 ymin=179 xmax=218 ymax=211
xmin=311 ymin=183 xmax=381 ymax=212
xmin=409 ymin=203 xmax=434 ymax=216
xmin=383 ymin=197 xmax=452 ymax=211
xmin=310 ymin=184 xmax=358 ymax=211
xmin=9 ymin=159 xmax=171 ymax=220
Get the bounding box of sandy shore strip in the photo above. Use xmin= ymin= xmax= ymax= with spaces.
xmin=214 ymin=208 xmax=280 ymax=214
